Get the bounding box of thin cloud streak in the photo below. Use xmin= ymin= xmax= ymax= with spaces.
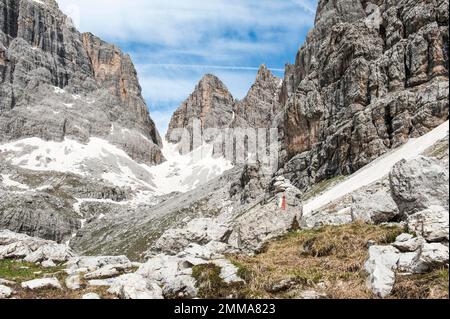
xmin=56 ymin=0 xmax=318 ymax=133
xmin=139 ymin=63 xmax=285 ymax=72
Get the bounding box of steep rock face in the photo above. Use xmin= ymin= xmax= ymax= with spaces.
xmin=166 ymin=74 xmax=235 ymax=145
xmin=231 ymin=65 xmax=283 ymax=129
xmin=166 ymin=66 xmax=282 ymax=150
xmin=279 ymin=0 xmax=449 ymax=191
xmin=0 ymin=0 xmax=163 ymax=165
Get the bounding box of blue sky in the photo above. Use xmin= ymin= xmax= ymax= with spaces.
xmin=57 ymin=0 xmax=317 ymax=134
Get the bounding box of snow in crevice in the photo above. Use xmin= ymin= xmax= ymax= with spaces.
xmin=0 ymin=174 xmax=29 ymax=190
xmin=145 ymin=140 xmax=233 ymax=195
xmin=303 ymin=120 xmax=449 ymax=216
xmin=0 ymin=134 xmax=233 ymax=196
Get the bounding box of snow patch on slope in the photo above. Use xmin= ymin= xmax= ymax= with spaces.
xmin=0 ymin=136 xmax=233 ymax=195
xmin=303 ymin=121 xmax=449 ymax=215
xmin=146 ymin=141 xmax=233 ymax=194
xmin=1 ymin=174 xmax=29 ymax=190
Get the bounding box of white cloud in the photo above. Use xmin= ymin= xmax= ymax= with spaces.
xmin=58 ymin=0 xmax=315 ymax=45
xmin=138 ymin=65 xmax=261 ymax=105
xmin=56 ymin=0 xmax=317 ymax=133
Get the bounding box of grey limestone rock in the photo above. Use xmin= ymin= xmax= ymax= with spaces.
xmin=0 ymin=0 xmax=163 ymax=165
xmin=278 ymin=0 xmax=448 ymax=192
xmin=389 ymin=156 xmax=449 ymax=216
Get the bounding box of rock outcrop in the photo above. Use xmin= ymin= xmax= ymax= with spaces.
xmin=363 ymin=155 xmax=449 ymax=298
xmin=0 ymin=0 xmax=163 ymax=165
xmin=231 ymin=65 xmax=283 ymax=129
xmin=351 ymin=179 xmax=399 ymax=224
xmin=166 ymin=74 xmax=235 ymax=146
xmin=0 ymin=229 xmax=243 ymax=300
xmin=279 ymin=0 xmax=449 ymax=192
xmin=166 ymin=66 xmax=282 ymax=156
xmin=389 ymin=156 xmax=449 ymax=217
xmin=0 ymin=230 xmax=75 ymax=262
xmin=21 ymin=278 xmax=62 ymax=290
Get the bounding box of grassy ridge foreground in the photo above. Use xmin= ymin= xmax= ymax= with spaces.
xmin=1 ymin=223 xmax=448 ymax=299
xmin=192 ymin=223 xmax=448 ymax=299
xmin=230 ymin=223 xmax=448 ymax=299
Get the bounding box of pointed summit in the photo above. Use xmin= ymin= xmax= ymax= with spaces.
xmin=196 ymin=74 xmax=230 ymax=94
xmin=255 ymin=64 xmax=270 ymax=80
xmin=255 ymin=64 xmax=280 ymax=85
xmin=231 ymin=65 xmax=282 ymax=128
xmin=166 ymin=74 xmax=235 ymax=144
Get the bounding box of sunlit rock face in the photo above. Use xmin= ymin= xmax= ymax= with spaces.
xmin=278 ymin=0 xmax=449 ymax=191
xmin=0 ymin=0 xmax=163 ymax=165
xmin=166 ymin=74 xmax=235 ymax=146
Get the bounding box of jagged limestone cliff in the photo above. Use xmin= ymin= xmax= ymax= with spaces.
xmin=278 ymin=0 xmax=449 ymax=191
xmin=0 ymin=0 xmax=163 ymax=164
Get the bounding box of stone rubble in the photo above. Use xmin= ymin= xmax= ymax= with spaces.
xmin=0 ymin=230 xmax=75 ymax=263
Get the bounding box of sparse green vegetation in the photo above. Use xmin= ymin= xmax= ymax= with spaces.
xmin=0 ymin=259 xmax=116 ymax=299
xmin=227 ymin=223 xmax=435 ymax=299
xmin=192 ymin=263 xmax=245 ymax=299
xmin=0 ymin=259 xmax=63 ymax=282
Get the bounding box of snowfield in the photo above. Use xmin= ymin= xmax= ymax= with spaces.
xmin=0 ymin=135 xmax=233 ymax=196
xmin=149 ymin=141 xmax=233 ymax=194
xmin=303 ymin=120 xmax=449 ymax=215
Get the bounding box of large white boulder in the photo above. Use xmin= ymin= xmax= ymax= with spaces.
xmin=365 ymin=245 xmax=400 ymax=298
xmin=24 ymin=244 xmax=74 ymax=264
xmin=162 ymin=275 xmax=198 ymax=299
xmin=151 ymin=218 xmax=232 ymax=256
xmin=390 ymin=156 xmax=449 ymax=216
xmin=392 ymin=234 xmax=425 ymax=252
xmin=181 ymin=242 xmax=230 ymax=260
xmin=107 ymin=274 xmax=163 ymax=299
xmin=83 ymin=264 xmax=125 ymax=280
xmin=416 ymin=243 xmax=449 ymax=271
xmin=0 ymin=285 xmax=13 ymax=299
xmin=352 ymin=186 xmax=399 ymax=224
xmin=65 ymin=255 xmax=131 ymax=273
xmin=397 ymin=252 xmax=421 ymax=273
xmin=229 ymin=196 xmax=303 ymax=253
xmin=137 ymin=254 xmax=187 ymax=283
xmin=88 ymin=278 xmax=117 ymax=287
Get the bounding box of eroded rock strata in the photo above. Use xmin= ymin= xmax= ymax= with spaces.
xmin=0 ymin=0 xmax=163 ymax=164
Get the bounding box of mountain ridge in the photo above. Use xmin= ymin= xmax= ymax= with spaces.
xmin=0 ymin=0 xmax=448 ymax=300
xmin=0 ymin=0 xmax=164 ymax=165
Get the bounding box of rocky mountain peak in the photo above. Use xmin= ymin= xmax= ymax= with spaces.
xmin=231 ymin=64 xmax=282 ymax=129
xmin=166 ymin=73 xmax=235 ymax=144
xmin=255 ymin=64 xmax=274 ymax=82
xmin=0 ymin=0 xmax=164 ymax=165
xmin=278 ymin=0 xmax=449 ymax=192
xmin=198 ymin=73 xmax=225 ymax=87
